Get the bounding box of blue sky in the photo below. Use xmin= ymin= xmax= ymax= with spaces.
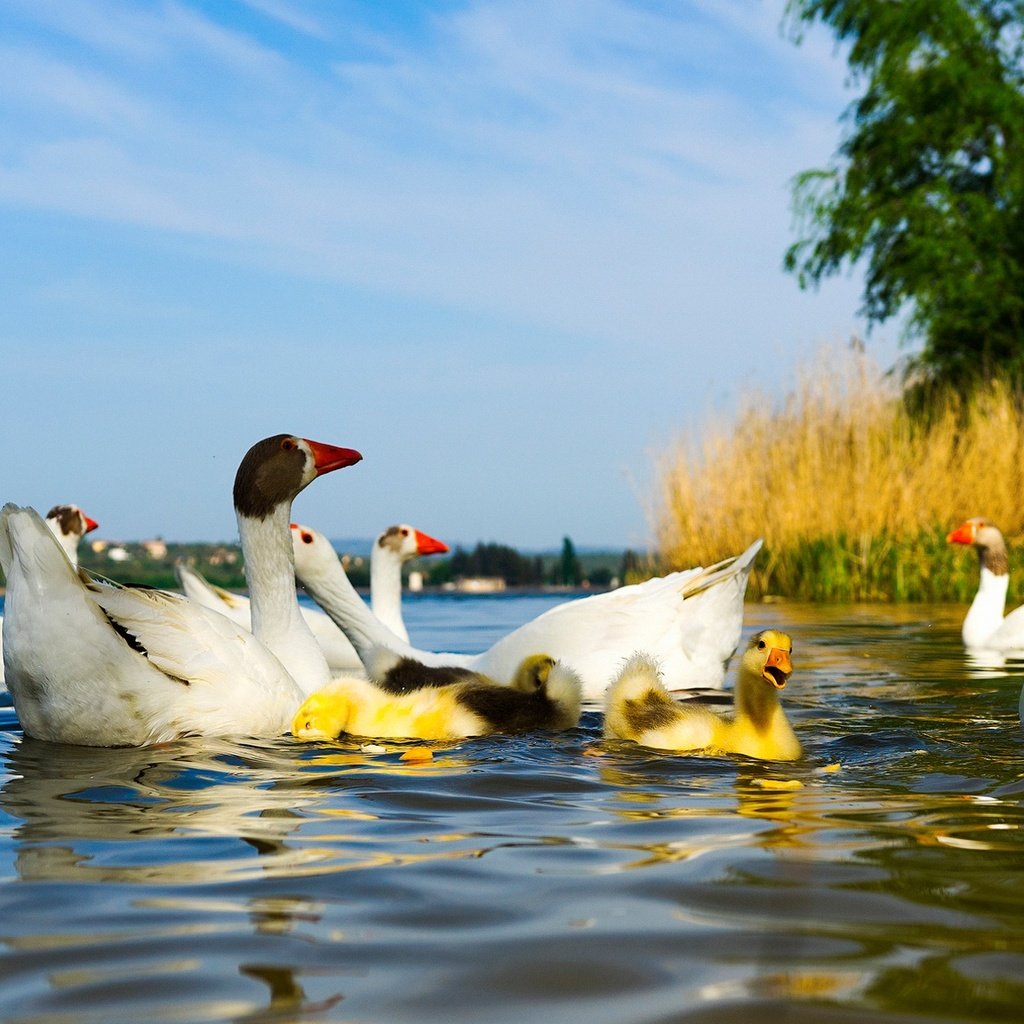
xmin=1 ymin=0 xmax=904 ymax=550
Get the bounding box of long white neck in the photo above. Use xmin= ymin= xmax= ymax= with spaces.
xmin=370 ymin=544 xmax=408 ymax=641
xmin=238 ymin=505 xmax=330 ymax=694
xmin=296 ymin=551 xmax=415 ymax=665
xmin=963 ymin=565 xmax=1009 ymax=648
xmin=47 ymin=521 xmax=81 ymax=568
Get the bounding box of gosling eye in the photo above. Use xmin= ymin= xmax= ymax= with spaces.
xmin=757 ymin=639 xmax=766 ymax=650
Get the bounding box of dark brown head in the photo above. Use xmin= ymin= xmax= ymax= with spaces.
xmin=45 ymin=504 xmax=99 ymax=539
xmin=233 ymin=434 xmax=362 ymax=520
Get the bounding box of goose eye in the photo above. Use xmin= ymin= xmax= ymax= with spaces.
xmin=281 ymin=438 xmax=295 ymax=451
xmin=401 ymin=528 xmax=409 ymax=536
xmin=302 ymin=532 xmax=314 ymax=544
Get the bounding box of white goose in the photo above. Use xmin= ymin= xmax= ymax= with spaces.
xmin=0 ymin=504 xmax=99 ymax=689
xmin=0 ymin=434 xmax=361 ymax=746
xmin=947 ymin=517 xmax=1024 ymax=652
xmin=370 ymin=524 xmax=449 ymax=640
xmin=174 ymin=523 xmax=448 ymax=671
xmin=288 ymin=522 xmax=763 ymax=699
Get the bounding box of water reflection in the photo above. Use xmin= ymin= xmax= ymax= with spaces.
xmin=0 ymin=734 xmax=501 ymax=888
xmin=2 ymin=601 xmax=1024 ymax=1022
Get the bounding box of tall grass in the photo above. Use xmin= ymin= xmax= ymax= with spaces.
xmin=655 ymin=347 xmax=1024 ymax=601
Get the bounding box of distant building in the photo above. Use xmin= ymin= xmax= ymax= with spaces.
xmin=448 ymin=576 xmax=507 ymax=593
xmin=207 ymin=547 xmax=238 ymax=566
xmin=107 ymin=546 xmax=129 ymax=563
xmin=142 ymin=539 xmax=168 ymax=560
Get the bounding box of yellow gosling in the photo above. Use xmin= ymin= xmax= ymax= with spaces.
xmin=603 ymin=629 xmax=801 ymax=761
xmin=292 ymin=653 xmax=583 ymax=741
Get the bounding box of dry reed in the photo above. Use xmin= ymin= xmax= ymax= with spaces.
xmin=655 ymin=346 xmax=1024 ymax=601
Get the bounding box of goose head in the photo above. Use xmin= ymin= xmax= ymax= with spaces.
xmin=290 ymin=521 xmax=339 ymax=578
xmin=45 ymin=504 xmax=99 ymax=564
xmin=233 ymin=435 xmax=362 ymax=520
xmin=947 ymin=517 xmax=1009 ymax=574
xmin=377 ymin=524 xmax=449 ymax=561
xmin=742 ymin=629 xmax=793 ymax=691
xmin=45 ymin=504 xmax=99 ymax=540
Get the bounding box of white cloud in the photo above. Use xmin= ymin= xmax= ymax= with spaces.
xmin=0 ymin=0 xmax=889 ymax=545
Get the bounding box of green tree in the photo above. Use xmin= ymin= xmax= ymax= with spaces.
xmin=785 ymin=0 xmax=1024 ymax=401
xmin=552 ymin=536 xmax=583 ymax=587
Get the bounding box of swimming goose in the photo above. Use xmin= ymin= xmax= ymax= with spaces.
xmin=288 ymin=522 xmax=762 ymax=699
xmin=371 ymin=524 xmax=449 ymax=640
xmin=174 ymin=522 xmax=448 ymax=671
xmin=603 ymin=629 xmax=801 ymax=761
xmin=291 ymin=652 xmax=582 ymax=741
xmin=44 ymin=504 xmax=101 ymax=562
xmin=947 ymin=518 xmax=1024 ymax=652
xmin=0 ymin=434 xmax=361 ymax=746
xmin=0 ymin=504 xmax=99 ymax=688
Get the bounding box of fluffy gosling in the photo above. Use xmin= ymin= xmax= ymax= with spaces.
xmin=292 ymin=652 xmax=582 ymax=741
xmin=603 ymin=629 xmax=801 ymax=761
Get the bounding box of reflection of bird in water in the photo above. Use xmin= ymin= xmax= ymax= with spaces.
xmin=239 ymin=964 xmax=342 ymax=1019
xmin=603 ymin=630 xmax=801 ymax=761
xmin=0 ymin=737 xmax=324 ymax=884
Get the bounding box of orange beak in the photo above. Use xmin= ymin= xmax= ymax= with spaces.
xmin=763 ymin=647 xmax=792 ymax=688
xmin=947 ymin=522 xmax=974 ymax=545
xmin=414 ymin=529 xmax=449 ymax=556
xmin=84 ymin=516 xmax=99 ymax=534
xmin=304 ymin=439 xmax=363 ymax=475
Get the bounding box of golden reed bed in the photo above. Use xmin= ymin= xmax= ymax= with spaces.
xmin=654 ymin=347 xmax=1024 ymax=601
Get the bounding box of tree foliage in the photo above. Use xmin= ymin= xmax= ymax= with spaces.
xmin=447 ymin=542 xmax=545 ymax=586
xmin=551 ymin=536 xmax=583 ymax=586
xmin=785 ymin=0 xmax=1024 ymax=400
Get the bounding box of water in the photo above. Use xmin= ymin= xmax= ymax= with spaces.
xmin=2 ymin=594 xmax=1024 ymax=1023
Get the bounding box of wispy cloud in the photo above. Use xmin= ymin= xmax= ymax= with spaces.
xmin=0 ymin=0 xmax=883 ymax=546
xmin=5 ymin=2 xmax=856 ymax=353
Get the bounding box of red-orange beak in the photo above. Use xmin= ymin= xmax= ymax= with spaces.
xmin=414 ymin=529 xmax=449 ymax=556
xmin=304 ymin=439 xmax=363 ymax=475
xmin=763 ymin=647 xmax=792 ymax=689
xmin=84 ymin=515 xmax=99 ymax=534
xmin=947 ymin=522 xmax=974 ymax=545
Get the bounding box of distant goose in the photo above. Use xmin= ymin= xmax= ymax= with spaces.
xmin=287 ymin=521 xmax=762 ymax=699
xmin=0 ymin=504 xmax=99 ymax=688
xmin=45 ymin=504 xmax=100 ymax=561
xmin=603 ymin=629 xmax=801 ymax=761
xmin=176 ymin=523 xmax=448 ymax=673
xmin=291 ymin=652 xmax=582 ymax=741
xmin=947 ymin=517 xmax=1024 ymax=653
xmin=0 ymin=434 xmax=361 ymax=746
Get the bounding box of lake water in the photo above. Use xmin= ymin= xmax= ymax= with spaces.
xmin=2 ymin=594 xmax=1024 ymax=1023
